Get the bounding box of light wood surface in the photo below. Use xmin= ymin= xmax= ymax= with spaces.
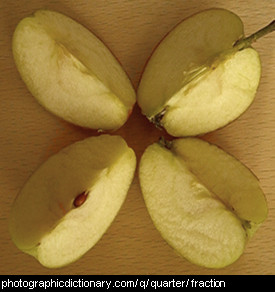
xmin=0 ymin=0 xmax=275 ymax=275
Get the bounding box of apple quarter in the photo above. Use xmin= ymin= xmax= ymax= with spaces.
xmin=9 ymin=135 xmax=136 ymax=268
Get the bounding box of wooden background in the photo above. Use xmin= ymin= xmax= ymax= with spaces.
xmin=0 ymin=0 xmax=274 ymax=275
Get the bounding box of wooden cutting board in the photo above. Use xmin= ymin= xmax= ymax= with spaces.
xmin=0 ymin=0 xmax=274 ymax=275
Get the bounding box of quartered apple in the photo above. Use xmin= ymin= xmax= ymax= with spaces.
xmin=139 ymin=137 xmax=268 ymax=268
xmin=9 ymin=7 xmax=273 ymax=270
xmin=137 ymin=8 xmax=275 ymax=136
xmin=9 ymin=135 xmax=136 ymax=268
xmin=12 ymin=10 xmax=136 ymax=131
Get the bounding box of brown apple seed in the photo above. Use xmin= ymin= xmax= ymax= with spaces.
xmin=73 ymin=191 xmax=88 ymax=207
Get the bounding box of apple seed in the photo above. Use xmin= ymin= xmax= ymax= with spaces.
xmin=73 ymin=191 xmax=88 ymax=207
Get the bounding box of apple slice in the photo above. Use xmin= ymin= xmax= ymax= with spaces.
xmin=9 ymin=134 xmax=136 ymax=268
xmin=12 ymin=10 xmax=136 ymax=131
xmin=137 ymin=8 xmax=274 ymax=136
xmin=139 ymin=137 xmax=267 ymax=268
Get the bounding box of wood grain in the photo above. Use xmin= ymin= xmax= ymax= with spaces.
xmin=0 ymin=0 xmax=274 ymax=275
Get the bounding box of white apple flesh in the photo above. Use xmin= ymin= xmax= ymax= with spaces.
xmin=139 ymin=138 xmax=267 ymax=268
xmin=12 ymin=10 xmax=136 ymax=131
xmin=161 ymin=48 xmax=261 ymax=136
xmin=9 ymin=135 xmax=136 ymax=268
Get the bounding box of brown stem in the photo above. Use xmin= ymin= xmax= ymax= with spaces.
xmin=234 ymin=20 xmax=275 ymax=50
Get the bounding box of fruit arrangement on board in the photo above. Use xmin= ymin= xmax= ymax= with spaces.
xmin=9 ymin=8 xmax=274 ymax=268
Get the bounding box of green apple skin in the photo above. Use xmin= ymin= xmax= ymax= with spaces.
xmin=9 ymin=134 xmax=136 ymax=268
xmin=137 ymin=8 xmax=261 ymax=137
xmin=139 ymin=137 xmax=267 ymax=268
xmin=12 ymin=10 xmax=136 ymax=131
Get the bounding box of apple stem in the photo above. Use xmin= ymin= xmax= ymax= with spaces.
xmin=233 ymin=20 xmax=275 ymax=50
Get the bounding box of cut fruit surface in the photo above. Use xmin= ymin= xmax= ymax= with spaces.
xmin=137 ymin=8 xmax=262 ymax=136
xmin=139 ymin=138 xmax=267 ymax=268
xmin=162 ymin=48 xmax=261 ymax=136
xmin=9 ymin=135 xmax=136 ymax=268
xmin=172 ymin=138 xmax=267 ymax=225
xmin=13 ymin=10 xmax=136 ymax=131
